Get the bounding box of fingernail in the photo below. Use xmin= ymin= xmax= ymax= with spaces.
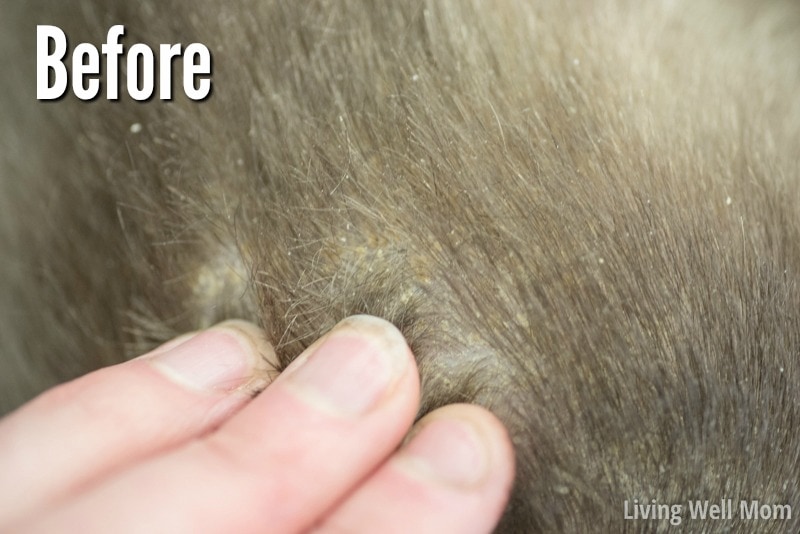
xmin=398 ymin=417 xmax=489 ymax=489
xmin=148 ymin=321 xmax=273 ymax=392
xmin=147 ymin=330 xmax=201 ymax=356
xmin=282 ymin=315 xmax=410 ymax=416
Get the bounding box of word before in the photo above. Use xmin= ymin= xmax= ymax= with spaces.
xmin=37 ymin=25 xmax=212 ymax=101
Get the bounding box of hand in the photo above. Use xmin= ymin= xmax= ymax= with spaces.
xmin=0 ymin=315 xmax=514 ymax=533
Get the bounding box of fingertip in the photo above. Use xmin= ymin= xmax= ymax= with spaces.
xmin=211 ymin=320 xmax=282 ymax=389
xmin=145 ymin=321 xmax=278 ymax=394
xmin=0 ymin=322 xmax=280 ymax=529
xmin=276 ymin=315 xmax=419 ymax=417
xmin=397 ymin=404 xmax=516 ymax=496
xmin=312 ymin=404 xmax=515 ymax=534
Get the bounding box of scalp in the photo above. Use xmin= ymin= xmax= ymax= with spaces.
xmin=2 ymin=1 xmax=800 ymax=531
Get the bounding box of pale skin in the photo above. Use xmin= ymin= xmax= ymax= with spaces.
xmin=0 ymin=315 xmax=515 ymax=533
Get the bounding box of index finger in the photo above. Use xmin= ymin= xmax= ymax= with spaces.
xmin=0 ymin=321 xmax=276 ymax=528
xmin=19 ymin=316 xmax=420 ymax=534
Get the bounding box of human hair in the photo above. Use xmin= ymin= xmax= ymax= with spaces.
xmin=2 ymin=1 xmax=799 ymax=531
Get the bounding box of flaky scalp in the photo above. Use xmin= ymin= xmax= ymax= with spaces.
xmin=2 ymin=1 xmax=800 ymax=531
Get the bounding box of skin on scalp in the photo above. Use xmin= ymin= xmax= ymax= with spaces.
xmin=1 ymin=0 xmax=800 ymax=531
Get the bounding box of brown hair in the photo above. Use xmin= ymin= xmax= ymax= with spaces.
xmin=2 ymin=1 xmax=800 ymax=530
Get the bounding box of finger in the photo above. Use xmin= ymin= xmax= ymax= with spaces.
xmin=19 ymin=315 xmax=421 ymax=534
xmin=0 ymin=321 xmax=276 ymax=528
xmin=314 ymin=404 xmax=515 ymax=534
